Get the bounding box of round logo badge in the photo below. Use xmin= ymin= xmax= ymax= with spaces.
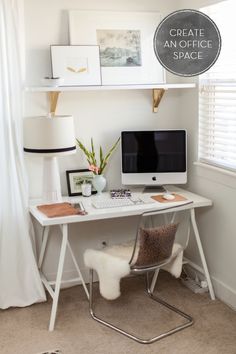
xmin=153 ymin=9 xmax=221 ymax=77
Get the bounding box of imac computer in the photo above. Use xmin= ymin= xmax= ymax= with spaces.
xmin=121 ymin=130 xmax=187 ymax=189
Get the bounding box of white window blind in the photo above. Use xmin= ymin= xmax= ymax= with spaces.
xmin=199 ymin=1 xmax=236 ymax=172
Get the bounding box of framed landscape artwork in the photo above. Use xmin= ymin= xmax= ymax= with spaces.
xmin=51 ymin=45 xmax=101 ymax=86
xmin=97 ymin=29 xmax=142 ymax=67
xmin=66 ymin=169 xmax=96 ymax=196
xmin=69 ymin=11 xmax=165 ymax=85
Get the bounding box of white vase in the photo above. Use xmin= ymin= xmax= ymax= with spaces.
xmin=92 ymin=174 xmax=106 ymax=194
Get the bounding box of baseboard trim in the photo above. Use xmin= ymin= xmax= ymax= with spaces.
xmin=45 ymin=262 xmax=236 ymax=310
xmin=44 ymin=267 xmax=97 ymax=289
xmin=184 ymin=258 xmax=236 ymax=310
xmin=44 ymin=269 xmax=83 ymax=289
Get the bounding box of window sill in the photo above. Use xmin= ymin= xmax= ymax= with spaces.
xmin=193 ymin=162 xmax=236 ymax=189
xmin=194 ymin=162 xmax=236 ymax=177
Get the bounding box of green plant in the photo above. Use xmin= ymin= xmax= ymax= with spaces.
xmin=76 ymin=137 xmax=120 ymax=175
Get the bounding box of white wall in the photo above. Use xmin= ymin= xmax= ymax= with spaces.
xmin=25 ymin=0 xmax=236 ymax=310
xmin=24 ymin=0 xmax=184 ymax=198
xmin=178 ymin=0 xmax=236 ymax=309
xmin=24 ymin=0 xmax=186 ymax=283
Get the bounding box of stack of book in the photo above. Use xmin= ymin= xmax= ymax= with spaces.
xmin=110 ymin=189 xmax=132 ymax=199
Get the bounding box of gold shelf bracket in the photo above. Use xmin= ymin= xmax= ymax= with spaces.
xmin=48 ymin=91 xmax=61 ymax=116
xmin=152 ymin=88 xmax=165 ymax=113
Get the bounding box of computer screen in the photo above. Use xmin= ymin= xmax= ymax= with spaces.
xmin=121 ymin=130 xmax=187 ymax=186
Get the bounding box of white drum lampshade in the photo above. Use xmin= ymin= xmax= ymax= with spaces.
xmin=24 ymin=116 xmax=76 ymax=202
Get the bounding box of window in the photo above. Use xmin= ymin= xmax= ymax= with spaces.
xmin=199 ymin=1 xmax=236 ymax=172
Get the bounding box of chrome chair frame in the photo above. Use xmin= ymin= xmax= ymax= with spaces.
xmin=88 ymin=207 xmax=194 ymax=344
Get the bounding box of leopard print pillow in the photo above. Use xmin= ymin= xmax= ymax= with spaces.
xmin=131 ymin=223 xmax=178 ymax=268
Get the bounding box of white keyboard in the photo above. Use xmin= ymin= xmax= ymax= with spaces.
xmin=92 ymin=198 xmax=135 ymax=209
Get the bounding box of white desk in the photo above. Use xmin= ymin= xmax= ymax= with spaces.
xmin=29 ymin=186 xmax=214 ymax=331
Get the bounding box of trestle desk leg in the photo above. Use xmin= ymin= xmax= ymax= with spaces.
xmin=190 ymin=208 xmax=215 ymax=300
xmin=49 ymin=224 xmax=68 ymax=331
xmin=67 ymin=241 xmax=89 ymax=299
xmin=38 ymin=226 xmax=50 ymax=269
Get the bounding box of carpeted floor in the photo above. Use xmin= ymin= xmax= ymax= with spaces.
xmin=1 ymin=272 xmax=236 ymax=354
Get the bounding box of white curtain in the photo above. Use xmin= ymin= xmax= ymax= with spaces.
xmin=0 ymin=0 xmax=46 ymax=308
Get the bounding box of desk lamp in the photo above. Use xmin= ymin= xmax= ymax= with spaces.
xmin=24 ymin=115 xmax=76 ymax=203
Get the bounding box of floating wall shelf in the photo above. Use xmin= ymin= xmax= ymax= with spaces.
xmin=25 ymin=83 xmax=196 ymax=115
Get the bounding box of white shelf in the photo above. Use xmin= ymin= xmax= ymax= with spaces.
xmin=25 ymin=83 xmax=196 ymax=92
xmin=25 ymin=83 xmax=196 ymax=114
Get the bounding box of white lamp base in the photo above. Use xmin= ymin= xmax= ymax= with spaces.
xmin=42 ymin=157 xmax=62 ymax=203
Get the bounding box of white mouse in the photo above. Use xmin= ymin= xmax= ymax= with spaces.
xmin=162 ymin=193 xmax=175 ymax=200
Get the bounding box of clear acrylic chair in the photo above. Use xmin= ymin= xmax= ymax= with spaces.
xmin=86 ymin=208 xmax=193 ymax=344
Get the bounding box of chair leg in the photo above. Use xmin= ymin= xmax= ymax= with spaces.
xmin=89 ymin=269 xmax=145 ymax=343
xmin=150 ymin=268 xmax=160 ymax=293
xmin=88 ymin=269 xmax=193 ymax=344
xmin=145 ymin=272 xmax=194 ymax=341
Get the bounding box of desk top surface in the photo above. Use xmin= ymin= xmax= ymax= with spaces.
xmin=29 ymin=186 xmax=212 ymax=226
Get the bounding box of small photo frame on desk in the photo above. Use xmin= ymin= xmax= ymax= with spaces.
xmin=66 ymin=169 xmax=96 ymax=196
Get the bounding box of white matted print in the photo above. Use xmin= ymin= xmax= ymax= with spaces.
xmin=51 ymin=45 xmax=101 ymax=86
xmin=69 ymin=11 xmax=165 ymax=85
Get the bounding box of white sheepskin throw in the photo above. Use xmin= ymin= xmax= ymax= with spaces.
xmin=84 ymin=249 xmax=130 ymax=300
xmin=162 ymin=243 xmax=183 ymax=278
xmin=84 ymin=242 xmax=184 ymax=300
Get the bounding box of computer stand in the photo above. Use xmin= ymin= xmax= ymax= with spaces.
xmin=143 ymin=185 xmax=166 ymax=193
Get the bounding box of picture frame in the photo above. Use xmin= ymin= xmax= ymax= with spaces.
xmin=66 ymin=169 xmax=96 ymax=196
xmin=69 ymin=10 xmax=165 ymax=85
xmin=51 ymin=45 xmax=101 ymax=86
